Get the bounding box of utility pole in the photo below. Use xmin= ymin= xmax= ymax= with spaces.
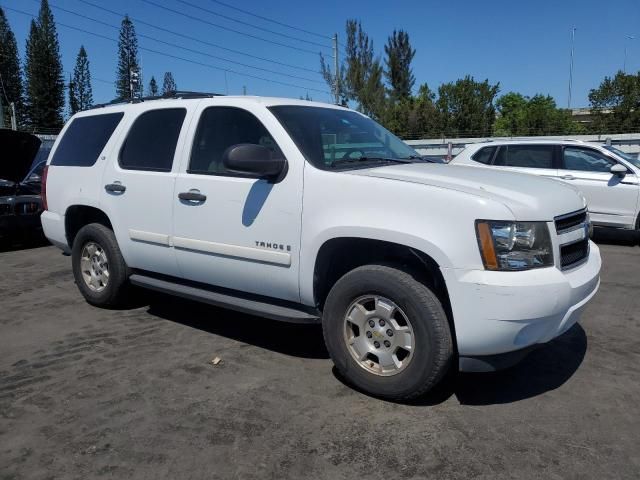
xmin=624 ymin=35 xmax=635 ymax=73
xmin=567 ymin=27 xmax=576 ymax=109
xmin=10 ymin=102 xmax=17 ymax=130
xmin=243 ymin=85 xmax=246 ymax=95
xmin=129 ymin=68 xmax=139 ymax=100
xmin=332 ymin=33 xmax=339 ymax=104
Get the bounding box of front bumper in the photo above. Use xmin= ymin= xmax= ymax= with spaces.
xmin=442 ymin=241 xmax=601 ymax=370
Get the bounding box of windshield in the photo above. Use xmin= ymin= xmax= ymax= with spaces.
xmin=268 ymin=105 xmax=420 ymax=170
xmin=603 ymin=146 xmax=640 ymax=168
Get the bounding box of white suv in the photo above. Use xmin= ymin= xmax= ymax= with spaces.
xmin=41 ymin=94 xmax=601 ymax=400
xmin=451 ymin=140 xmax=640 ymax=230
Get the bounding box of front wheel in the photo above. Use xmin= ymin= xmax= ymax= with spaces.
xmin=322 ymin=264 xmax=453 ymax=401
xmin=71 ymin=223 xmax=130 ymax=308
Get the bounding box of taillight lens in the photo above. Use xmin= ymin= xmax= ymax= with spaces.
xmin=41 ymin=165 xmax=49 ymax=211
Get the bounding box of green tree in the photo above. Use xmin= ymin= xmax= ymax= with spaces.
xmin=162 ymin=71 xmax=177 ymax=95
xmin=384 ymin=30 xmax=415 ymax=100
xmin=589 ymin=71 xmax=640 ymax=133
xmin=71 ymin=46 xmax=93 ymax=112
xmin=148 ymin=76 xmax=158 ymax=97
xmin=342 ymin=19 xmax=385 ymax=118
xmin=0 ymin=6 xmax=24 ymax=126
xmin=116 ymin=15 xmax=142 ymax=100
xmin=436 ymin=76 xmax=500 ymax=137
xmin=495 ymin=92 xmax=578 ymax=136
xmin=24 ymin=0 xmax=64 ymax=130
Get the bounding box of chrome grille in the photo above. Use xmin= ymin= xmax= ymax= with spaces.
xmin=555 ymin=209 xmax=590 ymax=270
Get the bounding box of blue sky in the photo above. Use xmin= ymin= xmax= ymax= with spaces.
xmin=2 ymin=0 xmax=639 ymax=107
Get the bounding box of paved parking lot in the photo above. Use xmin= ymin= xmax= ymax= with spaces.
xmin=1 ymin=232 xmax=639 ymax=479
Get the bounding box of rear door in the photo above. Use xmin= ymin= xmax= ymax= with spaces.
xmin=100 ymin=106 xmax=192 ymax=277
xmin=560 ymin=146 xmax=639 ymax=228
xmin=491 ymin=144 xmax=558 ymax=179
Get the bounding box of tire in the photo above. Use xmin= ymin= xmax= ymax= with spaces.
xmin=71 ymin=223 xmax=130 ymax=308
xmin=322 ymin=264 xmax=453 ymax=401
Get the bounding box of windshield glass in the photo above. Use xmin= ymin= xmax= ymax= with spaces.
xmin=269 ymin=105 xmax=420 ymax=169
xmin=603 ymin=146 xmax=640 ymax=168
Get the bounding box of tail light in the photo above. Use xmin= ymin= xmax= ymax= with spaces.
xmin=41 ymin=165 xmax=49 ymax=211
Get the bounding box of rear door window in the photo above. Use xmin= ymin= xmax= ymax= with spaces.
xmin=471 ymin=146 xmax=496 ymax=164
xmin=119 ymin=108 xmax=186 ymax=172
xmin=50 ymin=113 xmax=124 ymax=167
xmin=493 ymin=145 xmax=554 ymax=168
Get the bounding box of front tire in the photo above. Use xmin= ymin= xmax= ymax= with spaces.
xmin=322 ymin=264 xmax=453 ymax=401
xmin=71 ymin=223 xmax=130 ymax=308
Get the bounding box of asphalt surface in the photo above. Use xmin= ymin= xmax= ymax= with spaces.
xmin=1 ymin=230 xmax=639 ymax=479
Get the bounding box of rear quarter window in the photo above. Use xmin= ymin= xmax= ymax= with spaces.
xmin=50 ymin=113 xmax=124 ymax=167
xmin=471 ymin=146 xmax=496 ymax=164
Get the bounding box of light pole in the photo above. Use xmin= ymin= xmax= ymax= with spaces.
xmin=568 ymin=27 xmax=576 ymax=109
xmin=624 ymin=35 xmax=635 ymax=73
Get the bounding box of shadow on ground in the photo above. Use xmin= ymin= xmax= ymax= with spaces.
xmin=0 ymin=235 xmax=49 ymax=253
xmin=592 ymin=227 xmax=639 ymax=247
xmin=145 ymin=295 xmax=587 ymax=406
xmin=146 ymin=295 xmax=329 ymax=359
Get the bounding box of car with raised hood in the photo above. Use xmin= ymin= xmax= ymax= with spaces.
xmin=450 ymin=139 xmax=640 ymax=230
xmin=0 ymin=129 xmax=48 ymax=244
xmin=40 ymin=93 xmax=601 ymax=400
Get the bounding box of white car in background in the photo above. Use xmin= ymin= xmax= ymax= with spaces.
xmin=451 ymin=140 xmax=640 ymax=230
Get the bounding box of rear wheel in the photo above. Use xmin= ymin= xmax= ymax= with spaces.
xmin=71 ymin=223 xmax=130 ymax=308
xmin=322 ymin=264 xmax=453 ymax=401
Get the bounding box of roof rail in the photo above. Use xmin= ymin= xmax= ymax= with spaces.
xmin=90 ymin=91 xmax=224 ymax=110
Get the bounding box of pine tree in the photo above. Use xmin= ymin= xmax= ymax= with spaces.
xmin=116 ymin=15 xmax=142 ymax=100
xmin=0 ymin=7 xmax=24 ymax=127
xmin=24 ymin=0 xmax=64 ymax=130
xmin=162 ymin=72 xmax=177 ymax=95
xmin=72 ymin=45 xmax=93 ymax=111
xmin=148 ymin=76 xmax=158 ymax=97
xmin=384 ymin=30 xmax=415 ymax=100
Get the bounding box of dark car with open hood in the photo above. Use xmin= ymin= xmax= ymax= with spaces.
xmin=0 ymin=129 xmax=50 ymax=245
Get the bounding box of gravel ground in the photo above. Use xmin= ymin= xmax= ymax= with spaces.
xmin=1 ymin=231 xmax=639 ymax=479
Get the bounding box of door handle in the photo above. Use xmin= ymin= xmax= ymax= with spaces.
xmin=178 ymin=191 xmax=207 ymax=202
xmin=561 ymin=174 xmax=575 ymax=180
xmin=105 ymin=183 xmax=126 ymax=192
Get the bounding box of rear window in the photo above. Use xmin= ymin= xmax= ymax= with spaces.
xmin=119 ymin=108 xmax=186 ymax=172
xmin=493 ymin=145 xmax=554 ymax=169
xmin=471 ymin=146 xmax=496 ymax=164
xmin=50 ymin=113 xmax=124 ymax=167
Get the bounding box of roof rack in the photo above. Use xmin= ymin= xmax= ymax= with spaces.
xmin=90 ymin=91 xmax=224 ymax=110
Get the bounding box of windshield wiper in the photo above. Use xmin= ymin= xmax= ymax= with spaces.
xmin=331 ymin=157 xmax=413 ymax=168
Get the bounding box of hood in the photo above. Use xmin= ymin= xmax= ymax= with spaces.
xmin=0 ymin=129 xmax=41 ymax=183
xmin=347 ymin=163 xmax=586 ymax=220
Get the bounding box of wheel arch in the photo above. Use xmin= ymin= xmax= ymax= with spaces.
xmin=65 ymin=204 xmax=113 ymax=248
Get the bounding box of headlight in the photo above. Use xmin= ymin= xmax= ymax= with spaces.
xmin=475 ymin=220 xmax=553 ymax=271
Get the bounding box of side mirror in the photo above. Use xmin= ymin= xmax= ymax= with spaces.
xmin=222 ymin=144 xmax=285 ymax=180
xmin=610 ymin=164 xmax=627 ymax=177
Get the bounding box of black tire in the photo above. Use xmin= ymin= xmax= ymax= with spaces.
xmin=322 ymin=264 xmax=453 ymax=401
xmin=71 ymin=223 xmax=130 ymax=308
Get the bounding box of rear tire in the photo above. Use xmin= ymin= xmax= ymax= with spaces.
xmin=322 ymin=264 xmax=453 ymax=401
xmin=71 ymin=223 xmax=130 ymax=308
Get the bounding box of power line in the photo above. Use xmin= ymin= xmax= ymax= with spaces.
xmin=47 ymin=1 xmax=325 ymax=85
xmin=139 ymin=0 xmax=322 ymax=56
xmin=1 ymin=5 xmax=331 ymax=96
xmin=206 ymin=0 xmax=331 ymax=40
xmin=77 ymin=0 xmax=320 ymax=74
xmin=174 ymin=0 xmax=331 ymax=51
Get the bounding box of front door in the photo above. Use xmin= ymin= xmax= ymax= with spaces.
xmin=100 ymin=107 xmax=191 ymax=277
xmin=172 ymin=104 xmax=303 ymax=302
xmin=560 ymin=146 xmax=639 ymax=228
